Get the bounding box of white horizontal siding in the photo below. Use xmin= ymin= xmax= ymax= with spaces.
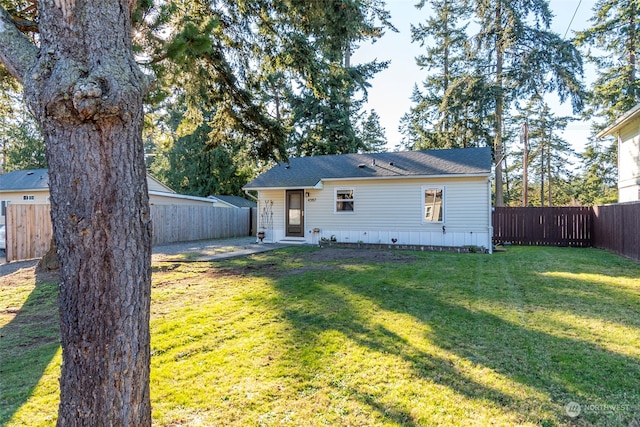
xmin=257 ymin=177 xmax=492 ymax=250
xmin=617 ymin=123 xmax=640 ymax=203
xmin=307 ymin=177 xmax=489 ymax=232
xmin=256 ymin=189 xmax=286 ymax=242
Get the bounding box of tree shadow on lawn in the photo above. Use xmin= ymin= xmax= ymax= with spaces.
xmin=269 ymin=277 xmax=547 ymax=425
xmin=252 ymin=250 xmax=640 ymax=426
xmin=0 ymin=269 xmax=60 ymax=425
xmin=482 ymin=247 xmax=640 ymax=330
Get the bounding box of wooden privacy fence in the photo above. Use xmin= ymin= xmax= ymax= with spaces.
xmin=6 ymin=203 xmax=638 ymax=262
xmin=492 ymin=207 xmax=593 ymax=247
xmin=5 ymin=204 xmax=53 ymax=262
xmin=5 ymin=204 xmax=252 ymax=262
xmin=150 ymin=205 xmax=250 ymax=245
xmin=592 ymin=203 xmax=640 ymax=262
xmin=493 ymin=203 xmax=640 ymax=262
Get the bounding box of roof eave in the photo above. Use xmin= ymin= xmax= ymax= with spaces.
xmin=148 ymin=191 xmax=219 ymax=204
xmin=597 ymin=103 xmax=640 ymax=138
xmin=242 ymin=173 xmax=491 ymax=190
xmin=319 ymin=172 xmax=491 ymax=182
xmin=0 ymin=187 xmax=49 ymax=192
xmin=242 ymin=185 xmax=314 ymax=191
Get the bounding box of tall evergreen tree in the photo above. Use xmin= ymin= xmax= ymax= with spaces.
xmin=402 ymin=0 xmax=584 ymax=205
xmin=575 ymin=0 xmax=639 ymax=121
xmin=473 ymin=0 xmax=585 ymax=205
xmin=0 ymin=77 xmax=17 ymax=172
xmin=2 ymin=112 xmax=46 ymax=171
xmin=358 ymin=109 xmax=388 ymax=152
xmin=573 ymin=140 xmax=618 ymax=205
xmin=516 ymin=99 xmax=575 ymax=207
xmin=574 ymin=0 xmax=640 ymax=204
xmin=149 ymin=101 xmax=255 ymax=196
xmin=400 ymin=0 xmax=494 ymax=150
xmin=0 ymin=75 xmax=46 ymax=171
xmin=146 ymin=0 xmax=393 ymax=162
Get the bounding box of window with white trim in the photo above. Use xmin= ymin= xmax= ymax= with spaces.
xmin=423 ymin=187 xmax=444 ymax=222
xmin=335 ymin=189 xmax=355 ymax=213
xmin=23 ymin=195 xmax=35 ymax=201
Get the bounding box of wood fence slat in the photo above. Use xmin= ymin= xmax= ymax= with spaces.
xmin=6 ymin=204 xmax=53 ymax=262
xmin=592 ymin=202 xmax=640 ymax=261
xmin=493 ymin=206 xmax=593 ymax=247
xmin=6 ymin=204 xmax=251 ymax=261
xmin=494 ymin=204 xmax=640 ymax=261
xmin=6 ymin=203 xmax=636 ymax=262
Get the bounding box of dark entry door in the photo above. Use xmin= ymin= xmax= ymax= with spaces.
xmin=286 ymin=190 xmax=304 ymax=237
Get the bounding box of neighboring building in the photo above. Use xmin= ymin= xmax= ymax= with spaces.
xmin=0 ymin=169 xmax=50 ymax=225
xmin=598 ymin=103 xmax=640 ymax=203
xmin=0 ymin=169 xmax=239 ymax=226
xmin=208 ymin=195 xmax=257 ymax=209
xmin=243 ymin=147 xmax=493 ymax=253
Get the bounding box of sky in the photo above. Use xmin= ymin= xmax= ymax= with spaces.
xmin=351 ymin=0 xmax=597 ymax=153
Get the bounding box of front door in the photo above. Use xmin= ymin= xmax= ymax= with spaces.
xmin=286 ymin=190 xmax=304 ymax=237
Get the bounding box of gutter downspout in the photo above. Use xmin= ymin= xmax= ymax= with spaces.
xmin=488 ymin=176 xmax=493 ymax=254
xmin=244 ymin=190 xmax=259 ymax=239
xmin=243 ymin=190 xmax=258 ymax=202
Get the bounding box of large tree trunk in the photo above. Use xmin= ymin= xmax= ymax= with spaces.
xmin=7 ymin=0 xmax=153 ymax=425
xmin=41 ymin=117 xmax=152 ymax=426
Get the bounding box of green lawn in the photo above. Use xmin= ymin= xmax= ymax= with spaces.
xmin=1 ymin=246 xmax=639 ymax=426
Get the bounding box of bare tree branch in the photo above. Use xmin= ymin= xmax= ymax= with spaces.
xmin=0 ymin=6 xmax=37 ymax=84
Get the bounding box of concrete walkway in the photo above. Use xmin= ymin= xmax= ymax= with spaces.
xmin=151 ymin=236 xmax=293 ymax=263
xmin=0 ymin=237 xmax=293 ymax=275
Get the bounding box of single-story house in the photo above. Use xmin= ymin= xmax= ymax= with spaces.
xmin=0 ymin=169 xmax=246 ymax=226
xmin=597 ymin=103 xmax=640 ymax=203
xmin=243 ymin=147 xmax=493 ymax=253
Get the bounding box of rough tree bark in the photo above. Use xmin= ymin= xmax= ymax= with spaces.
xmin=1 ymin=1 xmax=152 ymax=425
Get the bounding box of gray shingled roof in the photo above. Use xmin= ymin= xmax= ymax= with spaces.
xmin=211 ymin=195 xmax=257 ymax=208
xmin=0 ymin=169 xmax=49 ymax=190
xmin=244 ymin=147 xmax=492 ymax=189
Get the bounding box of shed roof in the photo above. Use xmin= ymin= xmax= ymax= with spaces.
xmin=210 ymin=195 xmax=257 ymax=208
xmin=243 ymin=147 xmax=492 ymax=190
xmin=0 ymin=169 xmax=177 ymax=194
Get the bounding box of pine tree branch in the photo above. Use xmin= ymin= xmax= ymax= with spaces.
xmin=0 ymin=6 xmax=38 ymax=84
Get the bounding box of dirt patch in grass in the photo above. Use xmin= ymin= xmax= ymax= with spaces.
xmin=2 ymin=266 xmax=59 ymax=287
xmin=1 ymin=262 xmax=39 ymax=283
xmin=298 ymin=247 xmax=418 ymax=263
xmin=196 ymin=247 xmax=418 ymax=279
xmin=284 ymin=248 xmax=418 ymax=276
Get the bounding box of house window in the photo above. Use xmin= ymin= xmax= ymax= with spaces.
xmin=23 ymin=195 xmax=35 ymax=201
xmin=335 ymin=189 xmax=354 ymax=213
xmin=423 ymin=187 xmax=444 ymax=222
xmin=1 ymin=201 xmax=7 ymax=216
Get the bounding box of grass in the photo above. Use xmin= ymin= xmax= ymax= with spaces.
xmin=1 ymin=246 xmax=639 ymax=426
